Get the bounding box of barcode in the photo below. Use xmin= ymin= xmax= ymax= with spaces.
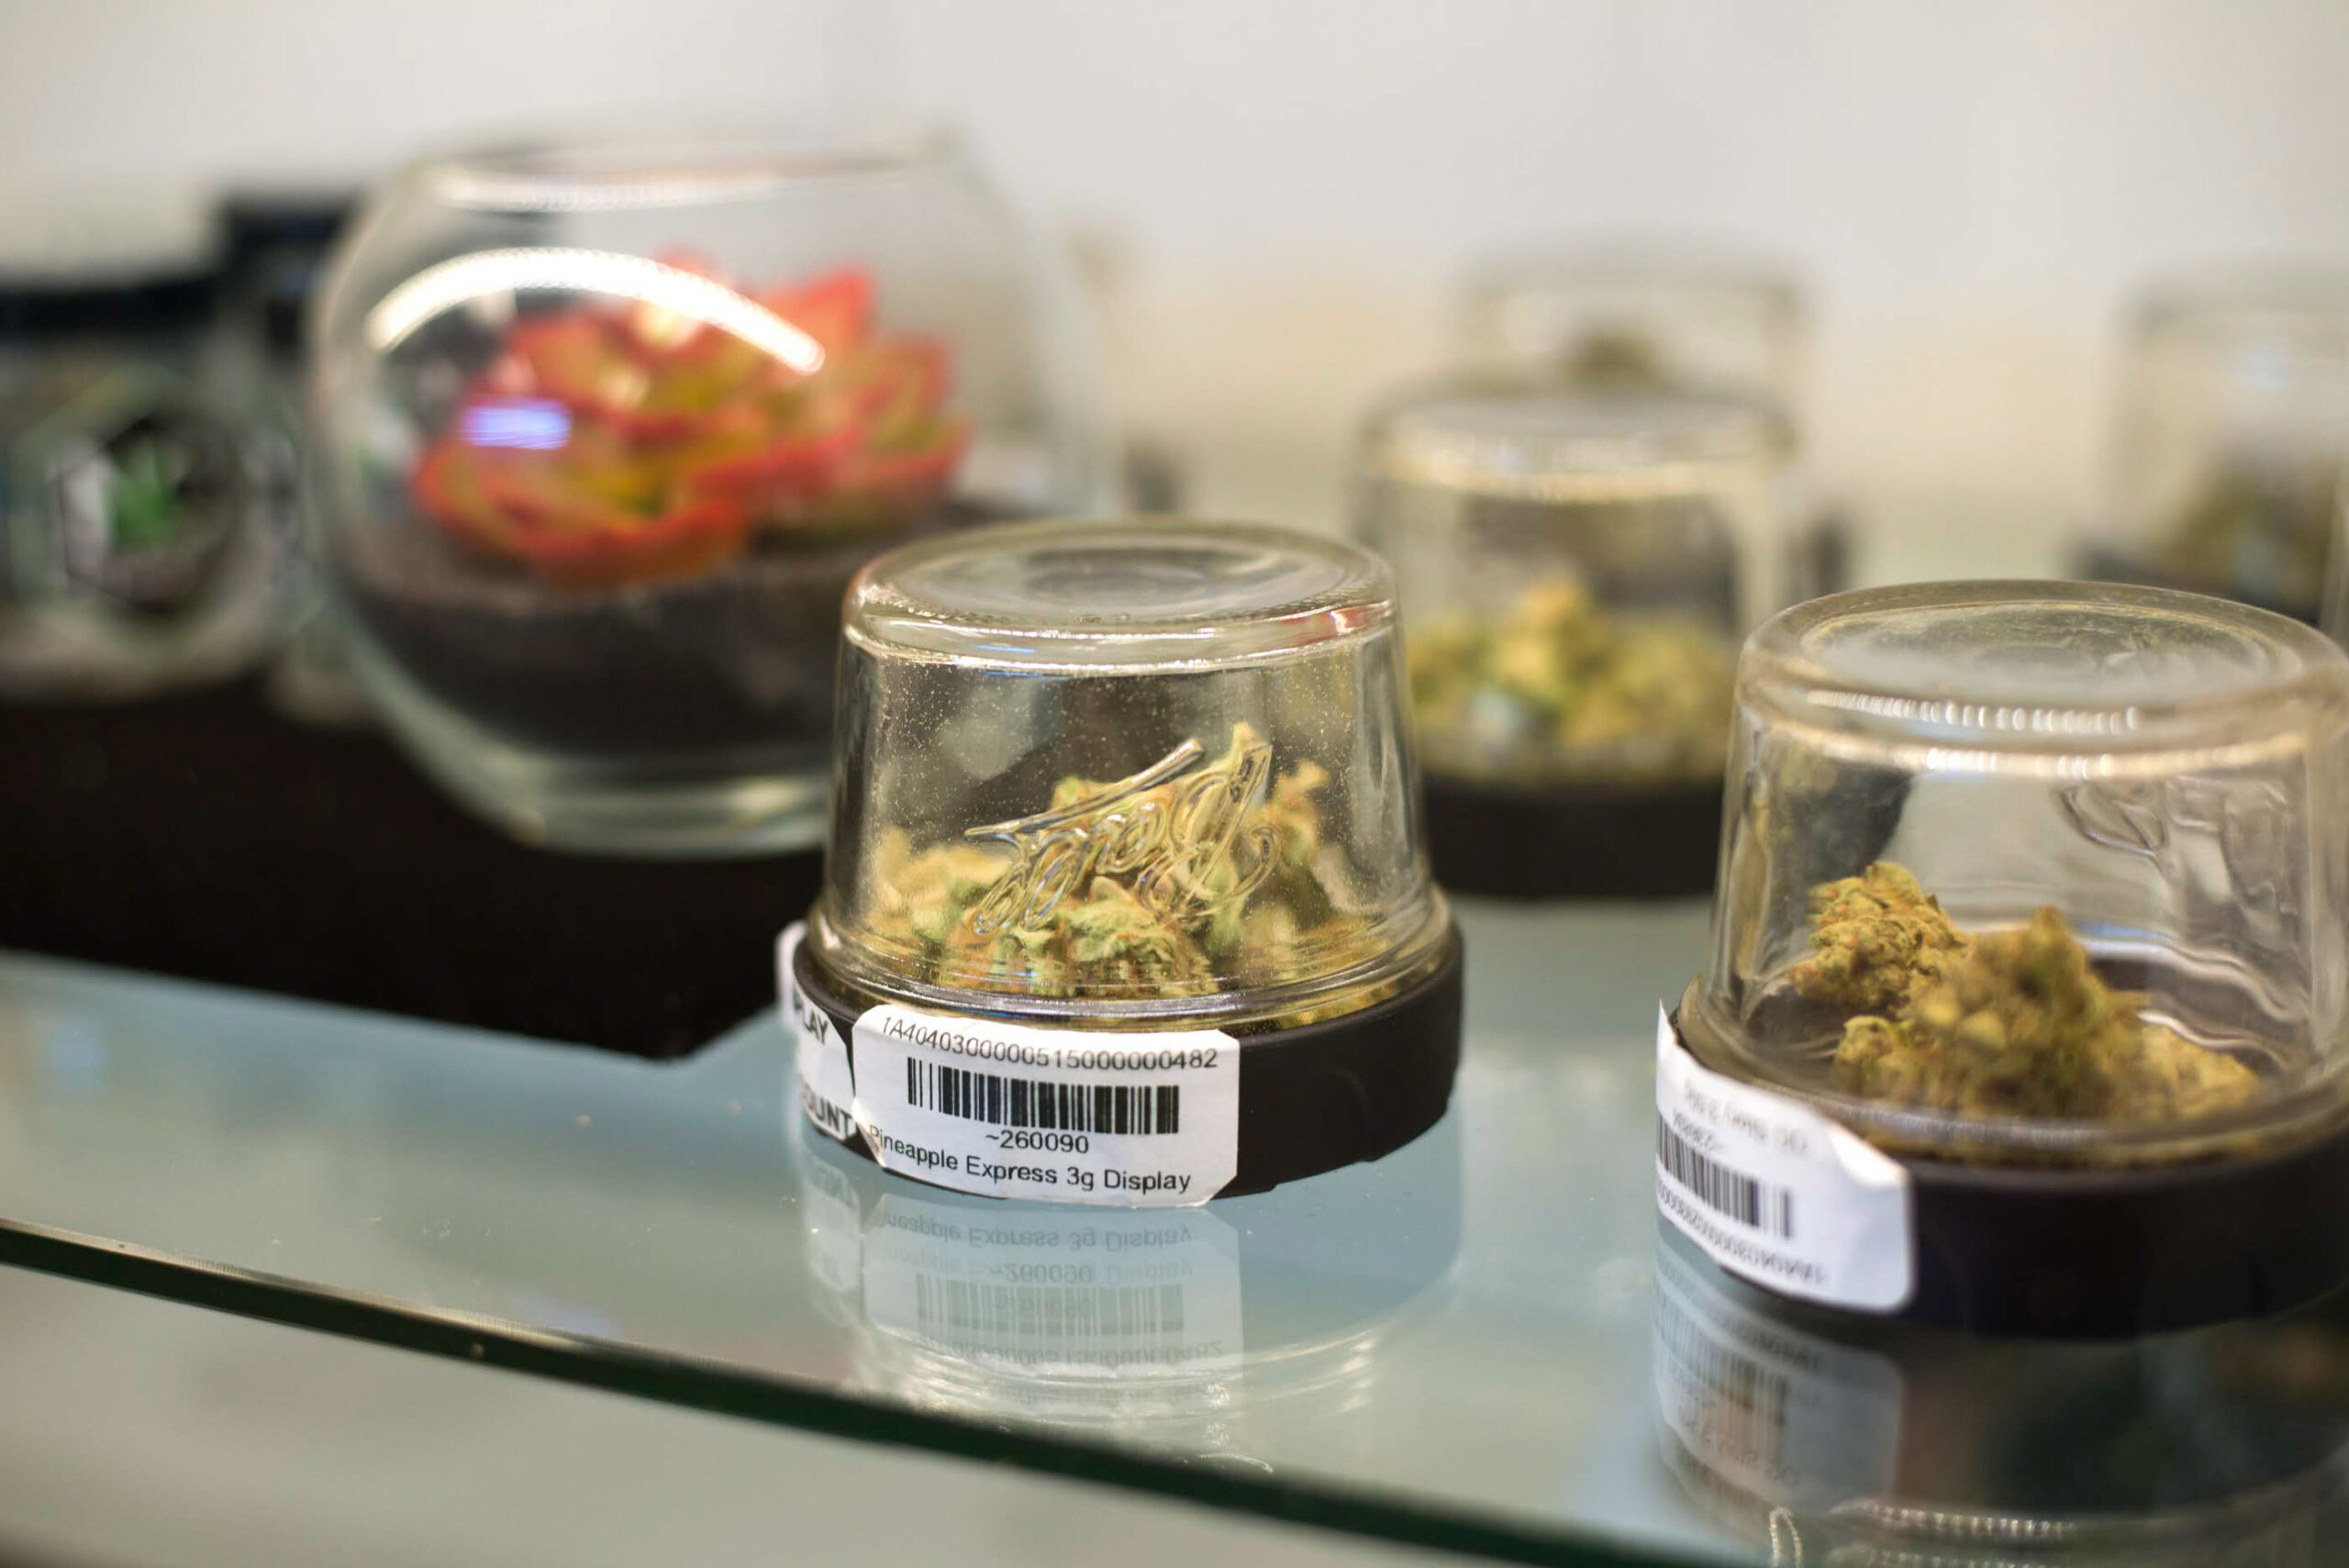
xmin=1653 ymin=1288 xmax=1793 ymax=1443
xmin=906 ymin=1062 xmax=1180 ymax=1135
xmin=915 ymin=1276 xmax=1186 ymax=1340
xmin=1658 ymin=1123 xmax=1795 ymax=1239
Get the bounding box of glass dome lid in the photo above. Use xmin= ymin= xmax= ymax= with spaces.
xmin=844 ymin=518 xmax=1392 ymax=670
xmin=1690 ymin=579 xmax=2349 ymax=1162
xmin=807 ymin=517 xmax=1453 ymax=1029
xmin=1746 ymin=578 xmax=2344 ymax=756
xmin=1360 ymin=388 xmax=1789 ymax=503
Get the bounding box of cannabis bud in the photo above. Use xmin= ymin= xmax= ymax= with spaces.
xmin=1408 ymin=574 xmax=1733 ymax=781
xmin=867 ymin=724 xmax=1375 ymax=1010
xmin=1787 ymin=862 xmax=1967 ymax=1017
xmin=1795 ymin=863 xmax=2257 ymax=1125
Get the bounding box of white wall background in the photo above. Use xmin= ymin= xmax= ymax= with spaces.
xmin=6 ymin=0 xmax=2348 ymax=553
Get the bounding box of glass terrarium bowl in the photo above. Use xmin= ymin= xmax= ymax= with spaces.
xmin=1352 ymin=384 xmax=1788 ymax=897
xmin=2084 ymin=267 xmax=2349 ymax=624
xmin=785 ymin=517 xmax=1464 ymax=1202
xmin=1669 ymin=580 xmax=2349 ymax=1334
xmin=307 ymin=125 xmax=1112 ymax=856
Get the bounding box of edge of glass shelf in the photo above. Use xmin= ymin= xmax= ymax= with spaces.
xmin=0 ymin=1211 xmax=1687 ymax=1568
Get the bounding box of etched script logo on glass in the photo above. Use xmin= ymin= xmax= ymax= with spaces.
xmin=963 ymin=735 xmax=1275 ymax=936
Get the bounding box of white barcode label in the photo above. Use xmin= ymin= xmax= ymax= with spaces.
xmin=852 ymin=1005 xmax=1239 ymax=1207
xmin=862 ymin=1194 xmax=1244 ymax=1373
xmin=905 ymin=1062 xmax=1184 ymax=1136
xmin=1654 ymin=1006 xmax=1913 ymax=1313
xmin=1658 ymin=1122 xmax=1794 ymax=1239
xmin=780 ymin=923 xmax=857 ymax=1146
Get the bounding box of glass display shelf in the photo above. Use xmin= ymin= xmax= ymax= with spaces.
xmin=1 ymin=901 xmax=2346 ymax=1568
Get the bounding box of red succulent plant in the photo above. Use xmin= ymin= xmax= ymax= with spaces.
xmin=410 ymin=261 xmax=967 ymax=589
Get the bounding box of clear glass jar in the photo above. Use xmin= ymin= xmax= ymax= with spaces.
xmin=2087 ymin=268 xmax=2349 ymax=623
xmin=308 ymin=125 xmax=1113 ymax=855
xmin=805 ymin=518 xmax=1453 ymax=1031
xmin=1687 ymin=580 xmax=2349 ymax=1167
xmin=1455 ymin=241 xmax=1845 ymax=604
xmin=1359 ymin=386 xmax=1786 ymax=786
xmin=1457 ymin=241 xmax=1804 ymax=413
xmin=0 ymin=205 xmax=281 ymax=700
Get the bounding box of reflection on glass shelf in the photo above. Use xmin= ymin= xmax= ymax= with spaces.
xmin=1655 ymin=1233 xmax=2349 ymax=1565
xmin=794 ymin=1115 xmax=1459 ymax=1443
xmin=0 ymin=901 xmax=2345 ymax=1566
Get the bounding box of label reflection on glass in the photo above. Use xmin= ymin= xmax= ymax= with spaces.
xmin=862 ymin=1194 xmax=1244 ymax=1378
xmin=1653 ymin=1241 xmax=1902 ymax=1514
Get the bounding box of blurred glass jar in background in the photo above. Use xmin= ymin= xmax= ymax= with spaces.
xmin=0 ymin=203 xmax=282 ymax=700
xmin=219 ymin=190 xmax=360 ymax=408
xmin=1352 ymin=385 xmax=1788 ymax=897
xmin=210 ymin=189 xmax=369 ymax=724
xmin=2088 ymin=268 xmax=2349 ymax=624
xmin=1459 ymin=241 xmax=1805 ymax=412
xmin=1456 ymin=240 xmax=1840 ymax=601
xmin=309 ymin=124 xmax=1113 ymax=857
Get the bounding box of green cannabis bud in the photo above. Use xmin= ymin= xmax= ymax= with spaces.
xmin=1794 ymin=863 xmax=2258 ymax=1123
xmin=866 ymin=724 xmax=1378 ymax=1011
xmin=1408 ymin=576 xmax=1734 ymax=781
xmin=1787 ymin=862 xmax=1968 ymax=1016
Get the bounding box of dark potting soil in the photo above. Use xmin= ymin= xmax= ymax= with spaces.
xmin=339 ymin=503 xmax=985 ymax=754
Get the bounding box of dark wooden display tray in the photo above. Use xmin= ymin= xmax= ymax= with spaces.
xmin=0 ymin=677 xmax=816 ymax=1059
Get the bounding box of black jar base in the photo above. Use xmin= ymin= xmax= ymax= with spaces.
xmin=1424 ymin=772 xmax=1723 ymax=901
xmin=1664 ymin=1017 xmax=2349 ymax=1339
xmin=794 ymin=928 xmax=1465 ymax=1200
